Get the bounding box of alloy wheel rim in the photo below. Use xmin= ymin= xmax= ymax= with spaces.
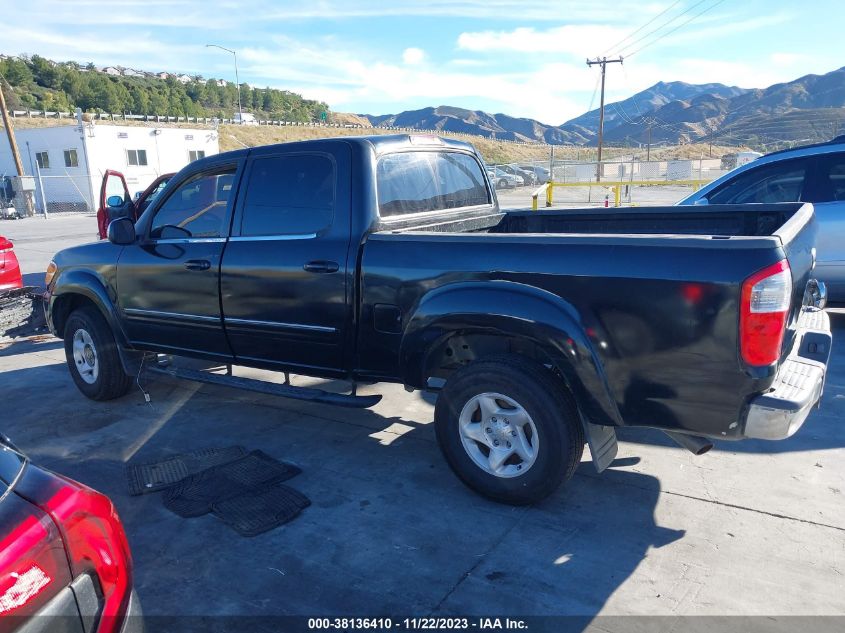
xmin=457 ymin=392 xmax=539 ymax=478
xmin=71 ymin=328 xmax=98 ymax=385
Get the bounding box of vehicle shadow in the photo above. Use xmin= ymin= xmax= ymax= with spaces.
xmin=1 ymin=360 xmax=684 ymax=623
xmin=0 ymin=334 xmax=62 ymax=358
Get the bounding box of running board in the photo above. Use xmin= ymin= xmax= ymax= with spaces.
xmin=145 ymin=366 xmax=382 ymax=409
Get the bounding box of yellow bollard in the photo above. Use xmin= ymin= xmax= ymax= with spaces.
xmin=546 ymin=182 xmax=553 ymax=207
xmin=614 ymin=185 xmax=621 ymax=207
xmin=532 ymin=193 xmax=538 ymax=211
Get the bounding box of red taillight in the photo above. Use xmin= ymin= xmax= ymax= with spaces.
xmin=0 ymin=499 xmax=70 ymax=626
xmin=42 ymin=481 xmax=133 ymax=633
xmin=740 ymin=259 xmax=792 ymax=366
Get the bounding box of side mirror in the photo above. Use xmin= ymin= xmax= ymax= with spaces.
xmin=693 ymin=196 xmax=710 ymax=206
xmin=107 ymin=195 xmax=125 ymax=208
xmin=107 ymin=217 xmax=136 ymax=245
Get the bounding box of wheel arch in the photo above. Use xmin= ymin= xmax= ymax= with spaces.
xmin=49 ymin=270 xmax=142 ymax=375
xmin=400 ymin=280 xmax=622 ymax=427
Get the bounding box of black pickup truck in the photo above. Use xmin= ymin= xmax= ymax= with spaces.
xmin=45 ymin=135 xmax=832 ymax=504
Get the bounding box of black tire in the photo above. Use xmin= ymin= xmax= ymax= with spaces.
xmin=498 ymin=179 xmax=507 ymax=189
xmin=63 ymin=306 xmax=133 ymax=401
xmin=435 ymin=355 xmax=584 ymax=505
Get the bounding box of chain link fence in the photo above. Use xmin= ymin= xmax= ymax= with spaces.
xmin=489 ymin=157 xmax=729 ymax=207
xmin=22 ymin=171 xmax=166 ymax=216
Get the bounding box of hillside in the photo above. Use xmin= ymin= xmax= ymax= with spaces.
xmin=362 ymin=68 xmax=845 ymax=149
xmin=0 ymin=54 xmax=329 ymax=122
xmin=1 ymin=117 xmax=743 ymax=165
xmin=603 ymin=67 xmax=845 ymax=147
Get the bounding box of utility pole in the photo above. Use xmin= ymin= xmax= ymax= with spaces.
xmin=0 ymin=80 xmax=34 ymax=216
xmin=586 ymin=56 xmax=623 ymax=182
xmin=646 ymin=123 xmax=652 ymax=161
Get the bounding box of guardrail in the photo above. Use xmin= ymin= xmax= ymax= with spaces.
xmin=5 ymin=110 xmax=551 ymax=147
xmin=530 ymin=179 xmax=711 ymax=210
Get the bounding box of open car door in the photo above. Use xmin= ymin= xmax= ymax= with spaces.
xmin=97 ymin=170 xmax=132 ymax=239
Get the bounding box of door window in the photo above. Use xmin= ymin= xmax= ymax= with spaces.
xmin=805 ymin=153 xmax=845 ymax=203
xmin=104 ymin=174 xmax=128 ymax=205
xmin=150 ymin=168 xmax=235 ymax=239
xmin=708 ymin=158 xmax=808 ymax=204
xmin=240 ymin=155 xmax=335 ymax=236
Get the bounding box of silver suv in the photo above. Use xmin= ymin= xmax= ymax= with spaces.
xmin=679 ymin=136 xmax=845 ymax=301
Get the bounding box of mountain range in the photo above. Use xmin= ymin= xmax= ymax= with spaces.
xmin=360 ymin=67 xmax=845 ymax=147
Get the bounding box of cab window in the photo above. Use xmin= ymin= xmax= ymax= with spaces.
xmin=149 ymin=168 xmax=235 ymax=239
xmin=377 ymin=151 xmax=490 ymax=217
xmin=708 ymin=158 xmax=808 ymax=205
xmin=805 ymin=153 xmax=845 ymax=203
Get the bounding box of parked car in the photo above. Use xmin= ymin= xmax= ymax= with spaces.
xmin=45 ymin=135 xmax=831 ymax=505
xmin=498 ymin=164 xmax=536 ymax=186
xmin=679 ymin=136 xmax=845 ymax=301
xmin=518 ymin=164 xmax=550 ymax=183
xmin=97 ymin=172 xmax=174 ymax=240
xmin=0 ymin=235 xmax=23 ymax=291
xmin=486 ymin=167 xmax=521 ymax=189
xmin=0 ymin=433 xmax=141 ymax=632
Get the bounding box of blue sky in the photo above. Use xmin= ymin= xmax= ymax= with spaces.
xmin=3 ymin=0 xmax=845 ymax=125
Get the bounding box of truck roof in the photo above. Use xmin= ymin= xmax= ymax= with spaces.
xmin=210 ymin=134 xmax=477 ymax=164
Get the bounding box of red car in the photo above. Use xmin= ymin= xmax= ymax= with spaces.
xmin=97 ymin=172 xmax=173 ymax=240
xmin=0 ymin=235 xmax=23 ymax=291
xmin=0 ymin=434 xmax=141 ymax=633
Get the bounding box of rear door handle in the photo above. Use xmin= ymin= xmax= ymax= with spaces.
xmin=303 ymin=260 xmax=339 ymax=273
xmin=185 ymin=259 xmax=211 ymax=271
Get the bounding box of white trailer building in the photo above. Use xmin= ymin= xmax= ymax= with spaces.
xmin=0 ymin=123 xmax=219 ymax=214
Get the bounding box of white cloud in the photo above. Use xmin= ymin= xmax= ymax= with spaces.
xmin=402 ymin=48 xmax=426 ymax=65
xmin=458 ymin=25 xmax=629 ymax=56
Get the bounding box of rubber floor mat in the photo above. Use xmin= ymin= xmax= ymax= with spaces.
xmin=163 ymin=450 xmax=301 ymax=518
xmin=211 ymin=484 xmax=311 ymax=537
xmin=126 ymin=446 xmax=247 ymax=496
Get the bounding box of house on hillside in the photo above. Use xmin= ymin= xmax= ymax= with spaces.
xmin=176 ymin=74 xmax=192 ymax=84
xmin=156 ymin=72 xmax=170 ymax=79
xmin=102 ymin=66 xmax=121 ymax=76
xmin=123 ymin=68 xmax=144 ymax=77
xmin=0 ymin=124 xmax=219 ymax=214
xmin=215 ymin=79 xmax=227 ymax=87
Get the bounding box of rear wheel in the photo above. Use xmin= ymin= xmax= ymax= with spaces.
xmin=498 ymin=178 xmax=507 ymax=189
xmin=435 ymin=355 xmax=584 ymax=505
xmin=64 ymin=306 xmax=132 ymax=401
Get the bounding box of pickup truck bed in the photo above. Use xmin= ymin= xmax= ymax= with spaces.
xmin=45 ymin=134 xmax=832 ymax=504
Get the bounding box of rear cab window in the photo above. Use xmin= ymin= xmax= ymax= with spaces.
xmin=377 ymin=151 xmax=491 ymax=218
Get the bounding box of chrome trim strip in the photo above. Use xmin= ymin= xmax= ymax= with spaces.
xmin=228 ymin=234 xmax=317 ymax=242
xmin=124 ymin=308 xmax=220 ymax=323
xmin=150 ymin=237 xmax=227 ymax=244
xmin=224 ymin=317 xmax=336 ymax=333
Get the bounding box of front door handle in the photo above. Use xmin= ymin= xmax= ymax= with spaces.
xmin=303 ymin=260 xmax=339 ymax=274
xmin=185 ymin=259 xmax=211 ymax=271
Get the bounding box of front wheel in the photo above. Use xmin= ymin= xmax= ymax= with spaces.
xmin=434 ymin=355 xmax=584 ymax=505
xmin=63 ymin=306 xmax=133 ymax=401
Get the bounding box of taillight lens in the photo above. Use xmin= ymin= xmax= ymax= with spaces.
xmin=0 ymin=497 xmax=71 ymax=626
xmin=41 ymin=481 xmax=133 ymax=633
xmin=740 ymin=259 xmax=792 ymax=366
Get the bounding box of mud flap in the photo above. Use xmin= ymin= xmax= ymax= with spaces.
xmin=582 ymin=418 xmax=618 ymax=473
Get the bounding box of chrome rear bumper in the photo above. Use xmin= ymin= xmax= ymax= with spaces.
xmin=743 ymin=307 xmax=832 ymax=440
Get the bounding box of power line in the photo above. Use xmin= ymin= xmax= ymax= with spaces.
xmin=617 ymin=0 xmax=710 ymax=57
xmin=602 ymin=0 xmax=684 ymax=56
xmin=624 ymin=0 xmax=728 ymax=58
